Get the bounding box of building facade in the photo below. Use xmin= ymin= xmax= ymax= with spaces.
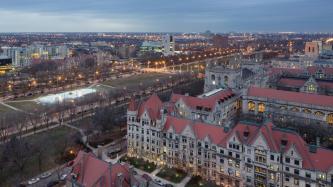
xmin=127 ymin=91 xmax=333 ymax=187
xmin=242 ymin=87 xmax=333 ymax=126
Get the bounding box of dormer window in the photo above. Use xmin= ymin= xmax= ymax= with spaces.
xmin=243 ymin=131 xmax=249 ymax=137
xmin=307 ymin=83 xmax=316 ymax=92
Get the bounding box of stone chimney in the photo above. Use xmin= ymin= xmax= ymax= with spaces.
xmin=116 ymin=173 xmax=124 ymax=187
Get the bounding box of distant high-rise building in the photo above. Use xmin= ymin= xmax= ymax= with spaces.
xmin=162 ymin=34 xmax=175 ymax=56
xmin=305 ymin=41 xmax=322 ymax=58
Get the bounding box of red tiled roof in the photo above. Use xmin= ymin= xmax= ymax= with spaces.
xmin=70 ymin=151 xmax=132 ymax=187
xmin=137 ymin=94 xmax=163 ymax=120
xmin=307 ymin=66 xmax=333 ymax=75
xmin=247 ymin=87 xmax=333 ymax=107
xmin=269 ymin=67 xmax=333 ymax=77
xmin=309 ymin=148 xmax=333 ymax=172
xmin=269 ymin=68 xmax=304 ymax=77
xmin=278 ymin=78 xmax=306 ymax=87
xmin=163 ymin=116 xmax=333 ymax=172
xmin=163 ymin=116 xmax=227 ymax=144
xmin=222 ymin=122 xmax=333 ymax=171
xmin=170 ymin=89 xmax=234 ymax=110
xmin=278 ymin=78 xmax=333 ymax=90
xmin=128 ymin=98 xmax=137 ymax=111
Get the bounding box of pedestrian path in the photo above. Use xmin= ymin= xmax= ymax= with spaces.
xmin=0 ymin=101 xmax=24 ymax=111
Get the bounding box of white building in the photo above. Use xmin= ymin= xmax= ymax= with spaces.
xmin=162 ymin=34 xmax=175 ymax=56
xmin=127 ymin=92 xmax=333 ymax=187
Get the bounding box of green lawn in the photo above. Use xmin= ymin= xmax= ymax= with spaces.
xmin=120 ymin=155 xmax=157 ymax=173
xmin=0 ymin=126 xmax=80 ymax=187
xmin=185 ymin=176 xmax=219 ymax=187
xmin=156 ymin=167 xmax=187 ymax=183
xmin=102 ymin=73 xmax=172 ymax=89
xmin=0 ymin=104 xmax=16 ymax=113
xmin=5 ymin=100 xmax=46 ymax=112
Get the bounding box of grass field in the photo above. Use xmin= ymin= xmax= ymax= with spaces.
xmin=102 ymin=73 xmax=173 ymax=90
xmin=0 ymin=126 xmax=79 ymax=187
xmin=5 ymin=100 xmax=46 ymax=112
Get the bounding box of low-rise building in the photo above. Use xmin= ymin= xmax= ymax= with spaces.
xmin=66 ymin=151 xmax=139 ymax=187
xmin=242 ymin=87 xmax=333 ymax=126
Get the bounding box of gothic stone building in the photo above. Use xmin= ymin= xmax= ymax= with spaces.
xmin=127 ymin=91 xmax=333 ymax=187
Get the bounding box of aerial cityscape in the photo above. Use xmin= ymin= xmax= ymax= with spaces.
xmin=0 ymin=1 xmax=333 ymax=187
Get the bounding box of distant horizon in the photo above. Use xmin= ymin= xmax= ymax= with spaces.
xmin=0 ymin=31 xmax=332 ymax=34
xmin=0 ymin=0 xmax=332 ymax=32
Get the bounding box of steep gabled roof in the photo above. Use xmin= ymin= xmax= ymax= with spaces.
xmin=71 ymin=151 xmax=133 ymax=187
xmin=163 ymin=116 xmax=227 ymax=145
xmin=138 ymin=94 xmax=163 ymax=120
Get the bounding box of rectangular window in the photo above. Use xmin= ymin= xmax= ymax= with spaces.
xmin=294 ymin=178 xmax=299 ymax=185
xmin=294 ymin=159 xmax=299 ymax=165
xmin=285 ymin=157 xmax=290 ymax=163
xmin=270 ymin=155 xmax=274 ymax=161
xmin=305 ymin=172 xmax=311 ymax=178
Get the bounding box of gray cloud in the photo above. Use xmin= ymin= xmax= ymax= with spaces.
xmin=0 ymin=0 xmax=332 ymax=32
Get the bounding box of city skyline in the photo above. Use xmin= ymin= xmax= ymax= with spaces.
xmin=0 ymin=0 xmax=332 ymax=33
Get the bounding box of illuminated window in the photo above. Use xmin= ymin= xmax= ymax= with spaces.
xmin=314 ymin=111 xmax=325 ymax=117
xmin=307 ymin=83 xmax=316 ymax=92
xmin=270 ymin=173 xmax=275 ymax=180
xmin=291 ymin=107 xmax=300 ymax=112
xmin=248 ymin=101 xmax=255 ymax=111
xmin=327 ymin=113 xmax=333 ymax=125
xmin=258 ymin=103 xmax=265 ymax=113
xmin=303 ymin=108 xmax=312 ymax=114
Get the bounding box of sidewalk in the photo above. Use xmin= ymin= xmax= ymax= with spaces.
xmin=132 ymin=166 xmax=191 ymax=187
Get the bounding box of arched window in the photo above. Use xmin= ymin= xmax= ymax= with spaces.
xmin=307 ymin=84 xmax=316 ymax=92
xmin=224 ymin=75 xmax=229 ymax=84
xmin=258 ymin=103 xmax=265 ymax=113
xmin=327 ymin=113 xmax=333 ymax=125
xmin=291 ymin=107 xmax=300 ymax=112
xmin=314 ymin=111 xmax=325 ymax=117
xmin=303 ymin=108 xmax=312 ymax=114
xmin=211 ymin=74 xmax=215 ymax=81
xmin=248 ymin=101 xmax=255 ymax=112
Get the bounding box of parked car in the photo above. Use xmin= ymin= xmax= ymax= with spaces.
xmin=154 ymin=178 xmax=165 ymax=186
xmin=28 ymin=178 xmax=40 ymax=185
xmin=40 ymin=172 xmax=52 ymax=179
xmin=60 ymin=174 xmax=68 ymax=181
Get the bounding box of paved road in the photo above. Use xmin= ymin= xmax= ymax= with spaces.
xmin=25 ymin=166 xmax=71 ymax=187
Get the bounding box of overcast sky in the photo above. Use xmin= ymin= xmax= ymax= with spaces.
xmin=0 ymin=0 xmax=332 ymax=32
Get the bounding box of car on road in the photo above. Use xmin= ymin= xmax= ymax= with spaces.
xmin=40 ymin=172 xmax=52 ymax=179
xmin=28 ymin=177 xmax=40 ymax=185
xmin=60 ymin=174 xmax=68 ymax=181
xmin=153 ymin=178 xmax=165 ymax=186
